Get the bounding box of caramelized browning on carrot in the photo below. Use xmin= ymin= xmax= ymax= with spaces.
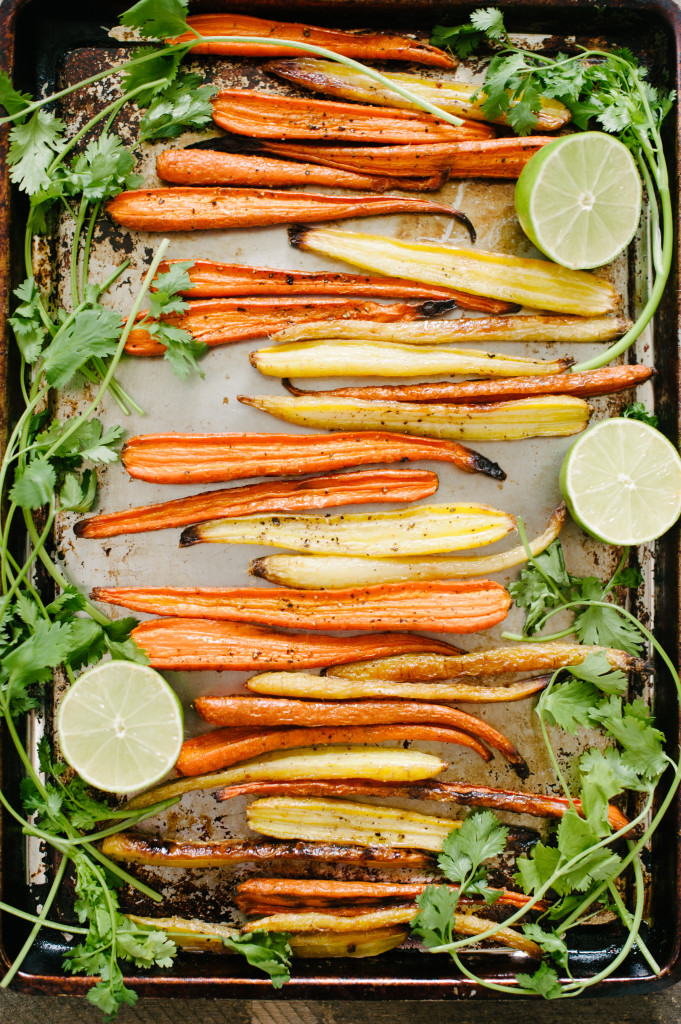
xmin=175 ymin=724 xmax=492 ymax=776
xmin=155 ymin=149 xmax=446 ymax=192
xmin=156 ymin=258 xmax=477 ymax=301
xmin=211 ymin=91 xmax=494 ymax=144
xmin=92 ymin=581 xmax=512 ymax=634
xmin=131 ymin=618 xmax=459 ymax=672
xmin=173 ymin=14 xmax=457 ymax=66
xmin=121 ymin=432 xmax=506 ymax=485
xmin=74 ymin=469 xmax=438 ymax=539
xmin=283 ymin=364 xmax=655 ymax=404
xmin=107 ymin=187 xmax=475 ymax=234
xmin=126 ymin=296 xmax=439 ymax=356
xmin=259 ymin=137 xmax=552 ymax=178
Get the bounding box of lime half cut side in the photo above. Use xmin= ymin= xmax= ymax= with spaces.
xmin=559 ymin=418 xmax=681 ymax=545
xmin=57 ymin=661 xmax=184 ymax=794
xmin=515 ymin=132 xmax=642 ymax=270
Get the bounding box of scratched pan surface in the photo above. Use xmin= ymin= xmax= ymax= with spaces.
xmin=2 ymin=0 xmax=680 ymax=1000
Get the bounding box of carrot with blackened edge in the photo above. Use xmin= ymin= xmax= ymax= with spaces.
xmin=121 ymin=432 xmax=506 ymax=485
xmin=210 ymin=91 xmax=493 ymax=144
xmin=107 ymin=187 xmax=476 ymax=236
xmin=155 ymin=149 xmax=446 ymax=192
xmin=131 ymin=617 xmax=460 ymax=672
xmin=74 ymin=469 xmax=438 ymax=539
xmin=175 ymin=724 xmax=494 ymax=777
xmin=125 ymin=296 xmax=457 ymax=356
xmin=282 ymin=364 xmax=654 ymax=404
xmin=172 ymin=14 xmax=457 ymax=66
xmin=92 ymin=581 xmax=513 ymax=634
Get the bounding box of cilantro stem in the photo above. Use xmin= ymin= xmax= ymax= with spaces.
xmin=0 ymin=902 xmax=88 ymax=935
xmin=87 ymin=845 xmax=164 ymax=903
xmin=1 ymin=855 xmax=68 ymax=989
xmin=608 ymin=875 xmax=661 ymax=976
xmin=536 ymin=669 xmax=579 ymax=812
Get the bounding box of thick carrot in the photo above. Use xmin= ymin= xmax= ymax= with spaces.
xmin=126 ymin=296 xmax=441 ymax=356
xmin=131 ymin=618 xmax=459 ymax=672
xmin=155 ymin=258 xmax=518 ymax=314
xmin=121 ymin=432 xmax=506 ymax=485
xmin=92 ymin=581 xmax=512 ymax=634
xmin=213 ymin=779 xmax=629 ymax=832
xmin=175 ymin=724 xmax=493 ymax=776
xmin=74 ymin=469 xmax=438 ymax=539
xmin=173 ymin=14 xmax=457 ymax=66
xmin=211 ymin=91 xmax=494 ymax=144
xmin=283 ymin=364 xmax=655 ymax=404
xmin=107 ymin=187 xmax=475 ymax=235
xmin=259 ymin=137 xmax=552 ymax=178
xmin=155 ymin=149 xmax=446 ymax=192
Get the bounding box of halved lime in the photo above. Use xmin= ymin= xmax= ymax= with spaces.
xmin=57 ymin=661 xmax=183 ymax=794
xmin=559 ymin=418 xmax=681 ymax=545
xmin=515 ymin=132 xmax=642 ymax=270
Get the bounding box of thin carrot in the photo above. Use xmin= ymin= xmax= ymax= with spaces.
xmin=121 ymin=432 xmax=506 ymax=485
xmin=74 ymin=469 xmax=438 ymax=539
xmin=125 ymin=296 xmax=444 ymax=356
xmin=172 ymin=14 xmax=457 ymax=66
xmin=155 ymin=257 xmax=518 ymax=313
xmin=131 ymin=617 xmax=460 ymax=672
xmin=175 ymin=724 xmax=493 ymax=777
xmin=92 ymin=581 xmax=512 ymax=634
xmin=282 ymin=364 xmax=655 ymax=404
xmin=107 ymin=187 xmax=475 ymax=235
xmin=211 ymin=90 xmax=494 ymax=144
xmin=155 ymin=149 xmax=446 ymax=192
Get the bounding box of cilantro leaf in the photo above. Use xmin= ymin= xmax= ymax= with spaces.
xmin=120 ymin=0 xmax=190 ymax=39
xmin=610 ymin=564 xmax=643 ymax=589
xmin=411 ymin=884 xmax=459 ymax=947
xmin=470 ymin=7 xmax=508 ymax=40
xmin=0 ymin=69 xmax=33 ymax=119
xmin=65 ymin=133 xmax=143 ymax=202
xmin=573 ymin=588 xmax=644 ymax=654
xmin=508 ymin=539 xmax=571 ymax=635
xmin=521 ymin=923 xmax=569 ymax=970
xmin=138 ymin=72 xmax=216 ymax=141
xmin=9 ymin=455 xmax=56 ymax=509
xmin=566 ymin=652 xmax=628 ymax=695
xmin=8 ymin=110 xmax=65 ymax=194
xmin=554 ymin=812 xmax=622 ymax=891
xmin=121 ymin=46 xmax=186 ymax=107
xmin=537 ymin=678 xmax=598 ymax=734
xmin=60 ymin=470 xmax=98 ymax=513
xmin=622 ymin=402 xmax=658 ymax=428
xmin=589 ymin=696 xmax=667 ymax=781
xmin=9 ymin=278 xmax=46 ymax=362
xmin=515 ymin=840 xmax=561 ymax=895
xmin=1 ymin=619 xmax=73 ymax=715
xmin=138 ymin=260 xmax=207 ymax=378
xmin=430 ymin=23 xmax=484 ymax=58
xmin=516 ymin=962 xmax=563 ymax=999
xmin=222 ymin=931 xmax=292 ymax=988
xmin=41 ymin=309 xmax=123 ymax=389
xmin=438 ymin=811 xmax=509 ymax=885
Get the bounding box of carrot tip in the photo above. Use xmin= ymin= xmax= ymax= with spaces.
xmin=474 ymin=453 xmax=506 ymax=481
xmin=418 ymin=299 xmax=459 ymax=318
xmin=179 ymin=527 xmax=200 ymax=548
xmin=288 ymin=224 xmax=308 ymax=248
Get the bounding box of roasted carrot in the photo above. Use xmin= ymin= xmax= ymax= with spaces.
xmin=175 ymin=724 xmax=493 ymax=777
xmin=125 ymin=296 xmax=446 ymax=356
xmin=101 ymin=832 xmax=434 ymax=868
xmin=107 ymin=187 xmax=475 ymax=235
xmin=258 ymin=137 xmax=553 ymax=179
xmin=155 ymin=149 xmax=446 ymax=192
xmin=154 ymin=258 xmax=518 ymax=314
xmin=211 ymin=91 xmax=493 ymax=144
xmin=121 ymin=432 xmax=506 ymax=485
xmin=74 ymin=469 xmax=438 ymax=539
xmin=131 ymin=618 xmax=459 ymax=672
xmin=282 ymin=364 xmax=655 ymax=405
xmin=213 ymin=779 xmax=629 ymax=832
xmin=92 ymin=581 xmax=513 ymax=634
xmin=172 ymin=14 xmax=457 ymax=66
xmin=245 ymin=672 xmax=549 ymax=703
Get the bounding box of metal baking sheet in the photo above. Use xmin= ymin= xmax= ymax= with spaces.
xmin=2 ymin=0 xmax=680 ymax=1000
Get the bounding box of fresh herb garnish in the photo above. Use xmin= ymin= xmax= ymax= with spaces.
xmin=623 ymin=401 xmax=659 ymax=428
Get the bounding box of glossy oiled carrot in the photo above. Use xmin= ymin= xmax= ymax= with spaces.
xmin=107 ymin=187 xmax=475 ymax=235
xmin=259 ymin=137 xmax=552 ymax=179
xmin=125 ymin=296 xmax=439 ymax=356
xmin=121 ymin=432 xmax=506 ymax=485
xmin=155 ymin=149 xmax=445 ymax=192
xmin=92 ymin=581 xmax=512 ymax=634
xmin=211 ymin=91 xmax=493 ymax=144
xmin=283 ymin=364 xmax=655 ymax=404
xmin=74 ymin=469 xmax=438 ymax=539
xmin=156 ymin=258 xmax=496 ymax=303
xmin=131 ymin=618 xmax=459 ymax=672
xmin=175 ymin=724 xmax=492 ymax=776
xmin=173 ymin=14 xmax=457 ymax=66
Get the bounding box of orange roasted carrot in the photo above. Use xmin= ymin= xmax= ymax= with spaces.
xmin=125 ymin=296 xmax=444 ymax=356
xmin=155 ymin=258 xmax=518 ymax=314
xmin=173 ymin=14 xmax=457 ymax=66
xmin=92 ymin=581 xmax=512 ymax=634
xmin=74 ymin=469 xmax=438 ymax=539
xmin=211 ymin=91 xmax=494 ymax=144
xmin=107 ymin=187 xmax=476 ymax=234
xmin=213 ymin=779 xmax=629 ymax=832
xmin=132 ymin=617 xmax=460 ymax=672
xmin=258 ymin=137 xmax=552 ymax=178
xmin=175 ymin=724 xmax=493 ymax=776
xmin=121 ymin=432 xmax=506 ymax=485
xmin=155 ymin=149 xmax=446 ymax=192
xmin=282 ymin=365 xmax=655 ymax=404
